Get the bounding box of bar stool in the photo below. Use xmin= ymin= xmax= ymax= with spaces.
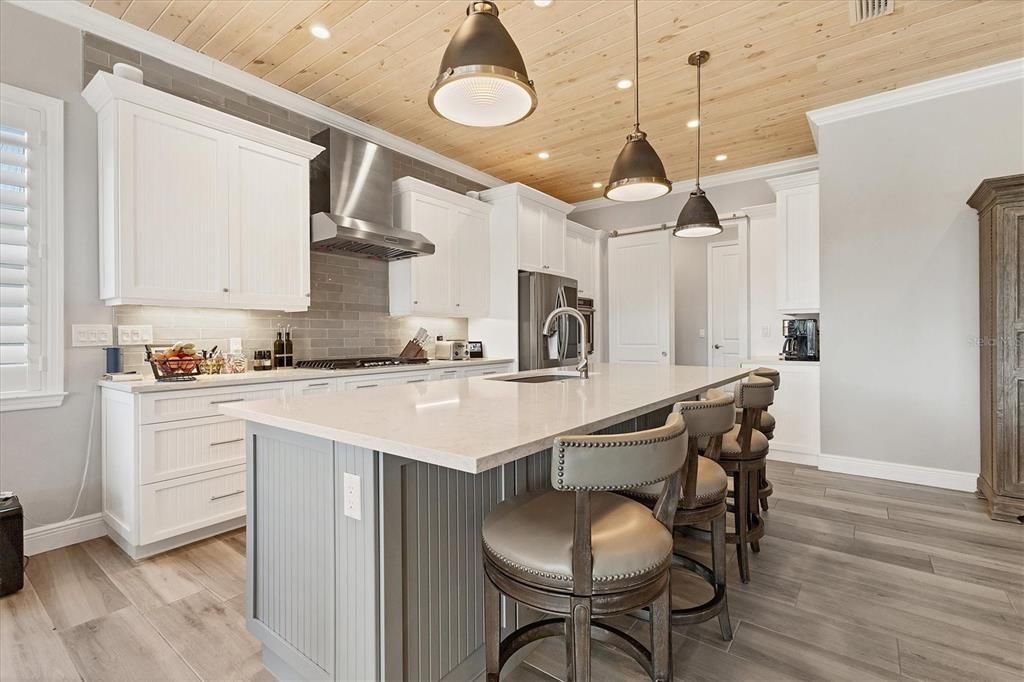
xmin=627 ymin=391 xmax=736 ymax=641
xmin=735 ymin=367 xmax=780 ymax=512
xmin=482 ymin=413 xmax=689 ymax=682
xmin=709 ymin=374 xmax=774 ymax=583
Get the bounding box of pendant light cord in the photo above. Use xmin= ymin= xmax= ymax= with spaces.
xmin=633 ymin=0 xmax=639 ymax=130
xmin=695 ymin=57 xmax=702 ymax=189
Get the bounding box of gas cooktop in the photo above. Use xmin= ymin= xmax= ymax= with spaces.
xmin=295 ymin=356 xmax=430 ymax=370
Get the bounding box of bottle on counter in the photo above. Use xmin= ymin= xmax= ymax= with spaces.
xmin=273 ymin=330 xmax=285 ymax=369
xmin=283 ymin=326 xmax=294 ymax=368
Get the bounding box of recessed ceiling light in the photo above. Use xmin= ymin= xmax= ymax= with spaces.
xmin=592 ymin=182 xmax=602 ymax=188
xmin=534 ymin=0 xmax=553 ymax=6
xmin=687 ymin=119 xmax=699 ymax=128
xmin=537 ymin=151 xmax=550 ymax=160
xmin=715 ymin=154 xmax=728 ymax=161
xmin=616 ymin=78 xmax=633 ymax=90
xmin=310 ymin=24 xmax=331 ymax=40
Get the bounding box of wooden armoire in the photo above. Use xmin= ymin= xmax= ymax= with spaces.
xmin=969 ymin=174 xmax=1024 ymax=523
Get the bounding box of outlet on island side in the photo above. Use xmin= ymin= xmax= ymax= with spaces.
xmin=343 ymin=472 xmax=361 ymax=521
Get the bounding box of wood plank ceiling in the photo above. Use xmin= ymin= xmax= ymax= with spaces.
xmin=85 ymin=0 xmax=1024 ymax=203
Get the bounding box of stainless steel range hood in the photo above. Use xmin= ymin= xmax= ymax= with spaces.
xmin=309 ymin=128 xmax=435 ymax=260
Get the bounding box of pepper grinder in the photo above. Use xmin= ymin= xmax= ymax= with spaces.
xmin=283 ymin=325 xmax=294 ymax=368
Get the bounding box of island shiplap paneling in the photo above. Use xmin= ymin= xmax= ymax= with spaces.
xmin=251 ymin=428 xmax=335 ymax=679
xmin=402 ymin=460 xmax=502 ymax=682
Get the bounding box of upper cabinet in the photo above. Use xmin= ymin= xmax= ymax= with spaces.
xmin=566 ymin=221 xmax=598 ymax=297
xmin=768 ymin=171 xmax=820 ymax=313
xmin=479 ymin=184 xmax=573 ymax=277
xmin=389 ymin=177 xmax=492 ymax=318
xmin=83 ymin=72 xmax=322 ymax=312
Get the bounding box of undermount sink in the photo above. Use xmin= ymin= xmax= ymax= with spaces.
xmin=489 ymin=373 xmax=582 ymax=384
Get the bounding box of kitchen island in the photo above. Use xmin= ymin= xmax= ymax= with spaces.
xmin=220 ymin=363 xmax=751 ymax=681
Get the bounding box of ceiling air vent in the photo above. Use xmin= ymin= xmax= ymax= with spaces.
xmin=850 ymin=0 xmax=894 ymax=25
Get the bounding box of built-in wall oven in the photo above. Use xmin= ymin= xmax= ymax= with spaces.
xmin=577 ymin=297 xmax=595 ymax=356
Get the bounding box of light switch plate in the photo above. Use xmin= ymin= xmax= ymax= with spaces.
xmin=117 ymin=325 xmax=154 ymax=345
xmin=72 ymin=324 xmax=113 ymax=347
xmin=343 ymin=473 xmax=361 ymax=521
xmin=698 ymin=328 xmax=706 ymax=339
xmin=761 ymin=325 xmax=771 ymax=338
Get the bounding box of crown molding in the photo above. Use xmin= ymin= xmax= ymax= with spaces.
xmin=9 ymin=0 xmax=506 ymax=189
xmin=571 ymin=154 xmax=818 ymax=214
xmin=740 ymin=203 xmax=776 ymax=220
xmin=766 ymin=170 xmax=819 ymax=192
xmin=806 ymin=58 xmax=1024 ymax=144
xmin=479 ymin=182 xmax=576 ymax=214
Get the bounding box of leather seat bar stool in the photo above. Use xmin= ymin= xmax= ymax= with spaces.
xmin=627 ymin=391 xmax=736 ymax=641
xmin=482 ymin=413 xmax=689 ymax=682
xmin=709 ymin=374 xmax=774 ymax=583
xmin=734 ymin=367 xmax=780 ymax=512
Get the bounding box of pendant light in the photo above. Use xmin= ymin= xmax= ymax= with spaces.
xmin=674 ymin=51 xmax=722 ymax=237
xmin=604 ymin=0 xmax=671 ymax=202
xmin=428 ymin=2 xmax=537 ymax=127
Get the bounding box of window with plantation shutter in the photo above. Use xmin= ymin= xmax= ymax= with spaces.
xmin=0 ymin=83 xmax=64 ymax=411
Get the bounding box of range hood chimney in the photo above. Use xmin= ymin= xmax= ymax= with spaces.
xmin=309 ymin=128 xmax=435 ymax=260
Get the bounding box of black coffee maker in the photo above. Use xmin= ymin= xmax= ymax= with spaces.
xmin=782 ymin=318 xmax=819 ymax=361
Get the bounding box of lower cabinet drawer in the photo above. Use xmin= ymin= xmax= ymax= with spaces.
xmin=140 ymin=383 xmax=290 ymax=424
xmin=138 ymin=465 xmax=246 ymax=545
xmin=140 ymin=416 xmax=246 ymax=484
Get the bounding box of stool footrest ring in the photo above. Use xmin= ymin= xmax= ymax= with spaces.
xmin=629 ymin=553 xmax=728 ymax=628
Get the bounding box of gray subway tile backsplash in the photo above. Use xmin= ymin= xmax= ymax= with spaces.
xmin=83 ymin=33 xmax=484 ymax=371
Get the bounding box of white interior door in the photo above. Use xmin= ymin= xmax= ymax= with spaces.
xmin=608 ymin=230 xmax=673 ymax=364
xmin=708 ymin=241 xmax=741 ymax=367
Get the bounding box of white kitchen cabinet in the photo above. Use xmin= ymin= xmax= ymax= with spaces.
xmin=740 ymin=360 xmax=820 ymax=463
xmin=478 ymin=184 xmax=574 ymax=278
xmin=519 ymin=197 xmax=567 ymax=275
xmin=84 ymin=72 xmax=322 ymax=312
xmin=767 ymin=171 xmax=819 ymax=313
xmin=566 ymin=221 xmax=599 ymax=296
xmin=390 ymin=177 xmax=492 ymax=317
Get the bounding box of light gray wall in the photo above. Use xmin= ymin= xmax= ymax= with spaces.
xmin=817 ymin=78 xmax=1024 ymax=473
xmin=0 ymin=3 xmax=108 ymax=528
xmin=570 ymin=178 xmax=775 ymax=230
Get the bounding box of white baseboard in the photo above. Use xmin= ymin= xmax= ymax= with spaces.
xmin=24 ymin=513 xmax=107 ymax=556
xmin=817 ymin=453 xmax=976 ymax=492
xmin=768 ymin=449 xmax=819 ymax=467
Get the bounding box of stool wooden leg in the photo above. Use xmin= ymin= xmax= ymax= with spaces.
xmin=484 ymin=574 xmax=501 ymax=682
xmin=711 ymin=512 xmax=733 ymax=641
xmin=568 ymin=598 xmax=592 ymax=682
xmin=734 ymin=471 xmax=750 ymax=583
xmin=749 ymin=469 xmax=762 ymax=554
xmin=651 ymin=582 xmax=672 ymax=682
xmin=759 ymin=470 xmax=770 ymax=512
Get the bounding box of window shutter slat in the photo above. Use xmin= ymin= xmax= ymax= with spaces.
xmin=0 ymin=148 xmax=27 ymax=166
xmin=0 ymin=187 xmax=27 ymax=207
xmin=0 ymin=225 xmax=26 ymax=245
xmin=0 ymin=284 xmax=27 ymax=306
xmin=0 ymin=168 xmax=27 ymax=186
xmin=0 ymin=345 xmax=28 ymax=365
xmin=0 ymin=207 xmax=27 ymax=226
xmin=0 ymin=129 xmax=26 ymax=145
xmin=0 ymin=243 xmax=28 ymax=266
xmin=0 ymin=306 xmax=27 ymax=325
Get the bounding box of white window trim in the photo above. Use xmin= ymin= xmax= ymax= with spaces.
xmin=0 ymin=83 xmax=65 ymax=412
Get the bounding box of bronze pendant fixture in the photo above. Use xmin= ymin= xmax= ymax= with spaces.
xmin=604 ymin=0 xmax=672 ymax=202
xmin=428 ymin=2 xmax=537 ymax=127
xmin=675 ymin=50 xmax=723 ymax=237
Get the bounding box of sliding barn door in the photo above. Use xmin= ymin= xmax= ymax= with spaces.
xmin=608 ymin=230 xmax=673 ymax=364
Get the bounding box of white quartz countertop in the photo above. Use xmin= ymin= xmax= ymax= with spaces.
xmin=219 ymin=363 xmax=751 ymax=474
xmin=742 ymin=356 xmax=820 ymax=366
xmin=97 ymin=358 xmax=513 ymax=393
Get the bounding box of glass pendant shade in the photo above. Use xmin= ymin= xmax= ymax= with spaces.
xmin=605 ymin=129 xmax=672 ymax=202
xmin=673 ymin=188 xmax=723 ymax=237
xmin=429 ymin=2 xmax=537 ymax=127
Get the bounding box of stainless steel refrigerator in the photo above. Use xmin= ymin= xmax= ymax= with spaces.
xmin=518 ymin=270 xmax=579 ymax=371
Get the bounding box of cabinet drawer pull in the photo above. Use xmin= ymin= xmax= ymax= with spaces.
xmin=305 ymin=382 xmax=330 ymax=388
xmin=356 ymin=384 xmax=378 ymax=389
xmin=406 ymin=378 xmax=426 ymax=383
xmin=210 ymin=437 xmax=244 ymax=447
xmin=210 ymin=397 xmax=245 ymax=404
xmin=210 ymin=489 xmax=245 ymax=501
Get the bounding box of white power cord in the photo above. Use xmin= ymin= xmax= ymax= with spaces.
xmin=21 ymin=384 xmax=98 ymax=527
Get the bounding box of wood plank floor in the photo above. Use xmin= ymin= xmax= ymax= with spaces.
xmin=3 ymin=462 xmax=1022 ymax=681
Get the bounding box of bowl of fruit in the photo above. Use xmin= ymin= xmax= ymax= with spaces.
xmin=147 ymin=342 xmax=204 ymax=381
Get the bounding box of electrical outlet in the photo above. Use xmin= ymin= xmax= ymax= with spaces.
xmin=343 ymin=473 xmax=361 ymax=521
xmin=117 ymin=325 xmax=153 ymax=345
xmin=72 ymin=324 xmax=113 ymax=347
xmin=229 ymin=337 xmax=243 ymax=353
xmin=761 ymin=325 xmax=771 ymax=338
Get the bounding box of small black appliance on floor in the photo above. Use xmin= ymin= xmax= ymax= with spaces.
xmin=0 ymin=494 xmax=25 ymax=596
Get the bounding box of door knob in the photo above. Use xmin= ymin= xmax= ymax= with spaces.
xmin=713 ymin=344 xmax=722 ymax=349
xmin=661 ymin=351 xmax=667 ymax=357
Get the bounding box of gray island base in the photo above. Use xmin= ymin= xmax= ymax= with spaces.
xmin=223 ymin=364 xmax=752 ymax=681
